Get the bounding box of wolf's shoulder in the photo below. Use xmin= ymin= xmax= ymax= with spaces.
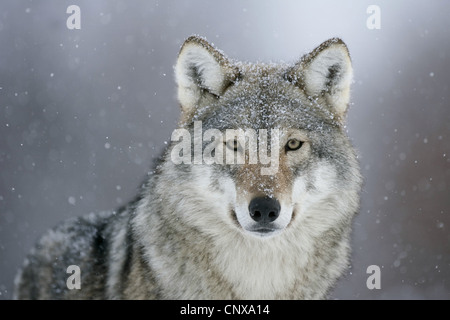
xmin=14 ymin=210 xmax=129 ymax=299
xmin=36 ymin=211 xmax=116 ymax=255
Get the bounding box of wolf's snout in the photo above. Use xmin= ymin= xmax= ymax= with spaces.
xmin=248 ymin=197 xmax=280 ymax=223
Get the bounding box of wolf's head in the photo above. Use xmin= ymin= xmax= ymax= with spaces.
xmin=161 ymin=36 xmax=361 ymax=241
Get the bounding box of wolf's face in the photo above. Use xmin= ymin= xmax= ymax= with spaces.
xmin=166 ymin=36 xmax=361 ymax=240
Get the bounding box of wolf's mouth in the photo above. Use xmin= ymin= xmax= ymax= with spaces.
xmin=250 ymin=227 xmax=275 ymax=233
xmin=248 ymin=227 xmax=282 ymax=238
xmin=230 ymin=209 xmax=240 ymax=228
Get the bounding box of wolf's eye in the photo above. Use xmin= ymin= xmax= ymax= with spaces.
xmin=225 ymin=139 xmax=239 ymax=151
xmin=286 ymin=139 xmax=303 ymax=151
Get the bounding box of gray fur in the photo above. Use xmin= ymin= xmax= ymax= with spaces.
xmin=14 ymin=36 xmax=362 ymax=300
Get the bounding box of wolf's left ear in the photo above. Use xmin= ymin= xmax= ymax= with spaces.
xmin=287 ymin=38 xmax=353 ymax=118
xmin=175 ymin=36 xmax=240 ymax=113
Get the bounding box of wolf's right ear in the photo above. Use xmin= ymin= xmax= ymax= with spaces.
xmin=286 ymin=38 xmax=353 ymax=119
xmin=175 ymin=36 xmax=240 ymax=113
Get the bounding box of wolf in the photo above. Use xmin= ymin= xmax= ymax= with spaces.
xmin=14 ymin=36 xmax=362 ymax=299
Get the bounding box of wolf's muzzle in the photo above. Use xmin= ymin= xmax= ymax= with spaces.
xmin=248 ymin=197 xmax=280 ymax=224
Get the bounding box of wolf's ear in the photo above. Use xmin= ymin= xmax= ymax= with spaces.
xmin=175 ymin=36 xmax=240 ymax=113
xmin=287 ymin=38 xmax=353 ymax=118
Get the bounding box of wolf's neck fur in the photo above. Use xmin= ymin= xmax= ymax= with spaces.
xmin=134 ymin=191 xmax=349 ymax=299
xmin=211 ymin=231 xmax=307 ymax=299
xmin=211 ymin=224 xmax=350 ymax=299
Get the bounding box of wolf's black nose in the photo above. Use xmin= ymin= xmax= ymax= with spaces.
xmin=248 ymin=197 xmax=280 ymax=223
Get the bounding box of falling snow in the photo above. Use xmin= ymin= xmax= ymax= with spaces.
xmin=0 ymin=0 xmax=449 ymax=301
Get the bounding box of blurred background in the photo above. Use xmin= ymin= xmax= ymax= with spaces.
xmin=0 ymin=0 xmax=449 ymax=299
